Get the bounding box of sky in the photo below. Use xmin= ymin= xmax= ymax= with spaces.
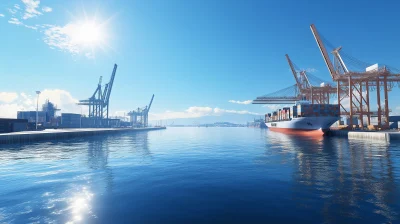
xmin=1 ymin=0 xmax=400 ymax=125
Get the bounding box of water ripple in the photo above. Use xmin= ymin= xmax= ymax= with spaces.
xmin=0 ymin=128 xmax=399 ymax=223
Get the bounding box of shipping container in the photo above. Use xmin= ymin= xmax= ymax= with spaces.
xmin=17 ymin=111 xmax=46 ymax=123
xmin=0 ymin=118 xmax=28 ymax=133
xmin=296 ymin=104 xmax=339 ymax=117
xmin=61 ymin=113 xmax=81 ymax=128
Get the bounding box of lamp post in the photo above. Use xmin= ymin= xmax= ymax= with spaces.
xmin=36 ymin=91 xmax=41 ymax=130
xmin=80 ymin=106 xmax=82 ymax=128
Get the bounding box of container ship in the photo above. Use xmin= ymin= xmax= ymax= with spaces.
xmin=265 ymin=101 xmax=340 ymax=136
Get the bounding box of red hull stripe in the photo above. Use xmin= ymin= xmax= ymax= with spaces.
xmin=268 ymin=127 xmax=325 ymax=136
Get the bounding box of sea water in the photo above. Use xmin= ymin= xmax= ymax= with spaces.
xmin=1 ymin=127 xmax=399 ymax=223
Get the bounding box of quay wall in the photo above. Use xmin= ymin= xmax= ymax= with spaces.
xmin=0 ymin=127 xmax=166 ymax=145
xmin=327 ymin=129 xmax=400 ymax=142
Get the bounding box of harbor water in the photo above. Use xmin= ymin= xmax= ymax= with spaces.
xmin=1 ymin=127 xmax=400 ymax=223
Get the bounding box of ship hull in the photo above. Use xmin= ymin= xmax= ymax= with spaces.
xmin=265 ymin=117 xmax=339 ymax=136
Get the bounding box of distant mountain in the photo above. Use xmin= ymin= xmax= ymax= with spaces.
xmin=150 ymin=114 xmax=262 ymax=126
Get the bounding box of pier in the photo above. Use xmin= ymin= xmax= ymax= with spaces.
xmin=0 ymin=127 xmax=166 ymax=145
xmin=327 ymin=130 xmax=400 ymax=142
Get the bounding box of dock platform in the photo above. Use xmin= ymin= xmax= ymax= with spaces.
xmin=0 ymin=127 xmax=166 ymax=145
xmin=327 ymin=130 xmax=400 ymax=142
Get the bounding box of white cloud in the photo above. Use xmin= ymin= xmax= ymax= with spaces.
xmin=42 ymin=6 xmax=52 ymax=13
xmin=43 ymin=22 xmax=104 ymax=58
xmin=9 ymin=18 xmax=38 ymax=30
xmin=394 ymin=106 xmax=400 ymax=115
xmin=288 ymin=68 xmax=318 ymax=73
xmin=24 ymin=24 xmax=37 ymax=30
xmin=113 ymin=110 xmax=128 ymax=116
xmin=305 ymin=68 xmax=318 ymax=73
xmin=214 ymin=108 xmax=261 ymax=115
xmin=0 ymin=89 xmax=85 ymax=118
xmin=21 ymin=0 xmax=42 ymax=20
xmin=43 ymin=24 xmax=79 ymax=54
xmin=8 ymin=8 xmax=18 ymax=14
xmin=39 ymin=89 xmax=84 ymax=114
xmin=0 ymin=92 xmax=19 ymax=103
xmin=85 ymin=52 xmax=94 ymax=59
xmin=4 ymin=2 xmax=104 ymax=59
xmin=0 ymin=14 xmax=5 ymax=17
xmin=149 ymin=106 xmax=261 ymax=120
xmin=111 ymin=110 xmax=130 ymax=121
xmin=228 ymin=100 xmax=252 ymax=105
xmin=8 ymin=18 xmax=22 ymax=25
xmin=0 ymin=103 xmax=24 ymax=118
xmin=186 ymin=106 xmax=214 ymax=115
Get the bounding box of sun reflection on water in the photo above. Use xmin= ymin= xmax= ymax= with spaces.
xmin=66 ymin=187 xmax=94 ymax=224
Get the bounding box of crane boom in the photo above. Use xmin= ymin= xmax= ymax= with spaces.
xmin=104 ymin=64 xmax=117 ymax=104
xmin=310 ymin=24 xmax=337 ymax=79
xmin=147 ymin=94 xmax=154 ymax=111
xmin=332 ymin=47 xmax=349 ymax=74
xmin=98 ymin=76 xmax=103 ymax=86
xmin=285 ymin=54 xmax=302 ymax=89
xmin=301 ymin=71 xmax=312 ymax=87
xmin=91 ymin=80 xmax=102 ymax=99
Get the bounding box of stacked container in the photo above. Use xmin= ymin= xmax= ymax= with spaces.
xmin=297 ymin=104 xmax=339 ymax=117
xmin=290 ymin=106 xmax=298 ymax=118
xmin=272 ymin=111 xmax=278 ymax=121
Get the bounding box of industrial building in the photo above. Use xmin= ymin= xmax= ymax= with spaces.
xmin=42 ymin=100 xmax=60 ymax=127
xmin=17 ymin=111 xmax=46 ymax=123
xmin=79 ymin=117 xmax=121 ymax=128
xmin=17 ymin=99 xmax=60 ymax=129
xmin=8 ymin=63 xmax=160 ymax=131
xmin=61 ymin=113 xmax=81 ymax=128
xmin=0 ymin=118 xmax=28 ymax=133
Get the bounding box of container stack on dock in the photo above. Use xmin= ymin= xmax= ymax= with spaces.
xmin=61 ymin=113 xmax=81 ymax=128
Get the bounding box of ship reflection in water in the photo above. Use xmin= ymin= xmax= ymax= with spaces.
xmin=0 ymin=128 xmax=399 ymax=223
xmin=260 ymin=130 xmax=397 ymax=222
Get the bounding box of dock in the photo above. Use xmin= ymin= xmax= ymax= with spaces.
xmin=0 ymin=127 xmax=166 ymax=145
xmin=327 ymin=130 xmax=400 ymax=142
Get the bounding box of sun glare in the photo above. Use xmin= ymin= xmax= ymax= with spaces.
xmin=59 ymin=8 xmax=115 ymax=58
xmin=72 ymin=21 xmax=104 ymax=46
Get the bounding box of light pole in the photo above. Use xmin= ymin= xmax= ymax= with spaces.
xmin=80 ymin=106 xmax=82 ymax=128
xmin=36 ymin=91 xmax=41 ymax=130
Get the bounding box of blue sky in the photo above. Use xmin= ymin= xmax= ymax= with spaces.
xmin=1 ymin=0 xmax=400 ymax=124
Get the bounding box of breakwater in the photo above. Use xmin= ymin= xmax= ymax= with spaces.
xmin=0 ymin=127 xmax=166 ymax=144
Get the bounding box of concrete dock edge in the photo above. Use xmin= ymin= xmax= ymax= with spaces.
xmin=0 ymin=127 xmax=166 ymax=145
xmin=327 ymin=129 xmax=399 ymax=142
xmin=348 ymin=132 xmax=390 ymax=141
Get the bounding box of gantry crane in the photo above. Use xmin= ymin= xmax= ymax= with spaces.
xmin=143 ymin=94 xmax=154 ymax=127
xmin=310 ymin=24 xmax=400 ymax=129
xmin=286 ymin=54 xmax=336 ymax=104
xmin=128 ymin=94 xmax=155 ymax=128
xmin=102 ymin=64 xmax=117 ymax=124
xmin=79 ymin=64 xmax=118 ymax=127
xmin=252 ymin=55 xmax=335 ymax=105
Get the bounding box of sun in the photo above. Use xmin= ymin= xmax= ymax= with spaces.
xmin=71 ymin=20 xmax=105 ymax=47
xmin=63 ymin=7 xmax=115 ymax=58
